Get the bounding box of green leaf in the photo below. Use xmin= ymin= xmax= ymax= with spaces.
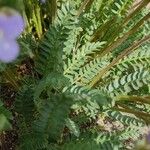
xmin=0 ymin=114 xmax=12 ymax=132
xmin=66 ymin=118 xmax=80 ymax=137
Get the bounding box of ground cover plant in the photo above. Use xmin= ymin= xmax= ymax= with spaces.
xmin=0 ymin=0 xmax=150 ymax=149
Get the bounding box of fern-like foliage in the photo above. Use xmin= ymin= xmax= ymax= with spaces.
xmin=34 ymin=1 xmax=150 ymax=149
xmin=33 ymin=94 xmax=73 ymax=141
xmin=36 ymin=2 xmax=78 ymax=75
xmin=0 ymin=0 xmax=150 ymax=150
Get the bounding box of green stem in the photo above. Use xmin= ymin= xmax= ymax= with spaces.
xmin=113 ymin=104 xmax=150 ymax=120
xmin=97 ymin=12 xmax=150 ymax=58
xmin=88 ymin=35 xmax=150 ymax=88
xmin=77 ymin=0 xmax=94 ymax=16
xmin=3 ymin=70 xmax=20 ymax=90
xmin=123 ymin=0 xmax=150 ymax=25
xmin=117 ymin=95 xmax=150 ymax=105
xmin=48 ymin=0 xmax=57 ymax=24
xmin=33 ymin=2 xmax=43 ymax=38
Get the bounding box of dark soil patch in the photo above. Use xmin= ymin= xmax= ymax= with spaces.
xmin=0 ymin=60 xmax=35 ymax=150
xmin=0 ymin=86 xmax=18 ymax=150
xmin=0 ymin=126 xmax=18 ymax=150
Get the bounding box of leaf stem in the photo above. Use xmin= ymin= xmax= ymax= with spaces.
xmin=116 ymin=95 xmax=150 ymax=105
xmin=88 ymin=35 xmax=150 ymax=88
xmin=113 ymin=103 xmax=150 ymax=120
xmin=3 ymin=69 xmax=20 ymax=90
xmin=77 ymin=0 xmax=94 ymax=16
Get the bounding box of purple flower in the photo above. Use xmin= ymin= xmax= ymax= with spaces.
xmin=0 ymin=38 xmax=19 ymax=63
xmin=40 ymin=0 xmax=46 ymax=3
xmin=0 ymin=7 xmax=25 ymax=63
xmin=0 ymin=9 xmax=24 ymax=39
xmin=146 ymin=132 xmax=150 ymax=144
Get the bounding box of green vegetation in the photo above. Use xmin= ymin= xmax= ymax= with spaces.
xmin=0 ymin=0 xmax=150 ymax=149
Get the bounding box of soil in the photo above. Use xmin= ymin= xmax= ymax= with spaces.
xmin=0 ymin=86 xmax=18 ymax=150
xmin=0 ymin=59 xmax=35 ymax=150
